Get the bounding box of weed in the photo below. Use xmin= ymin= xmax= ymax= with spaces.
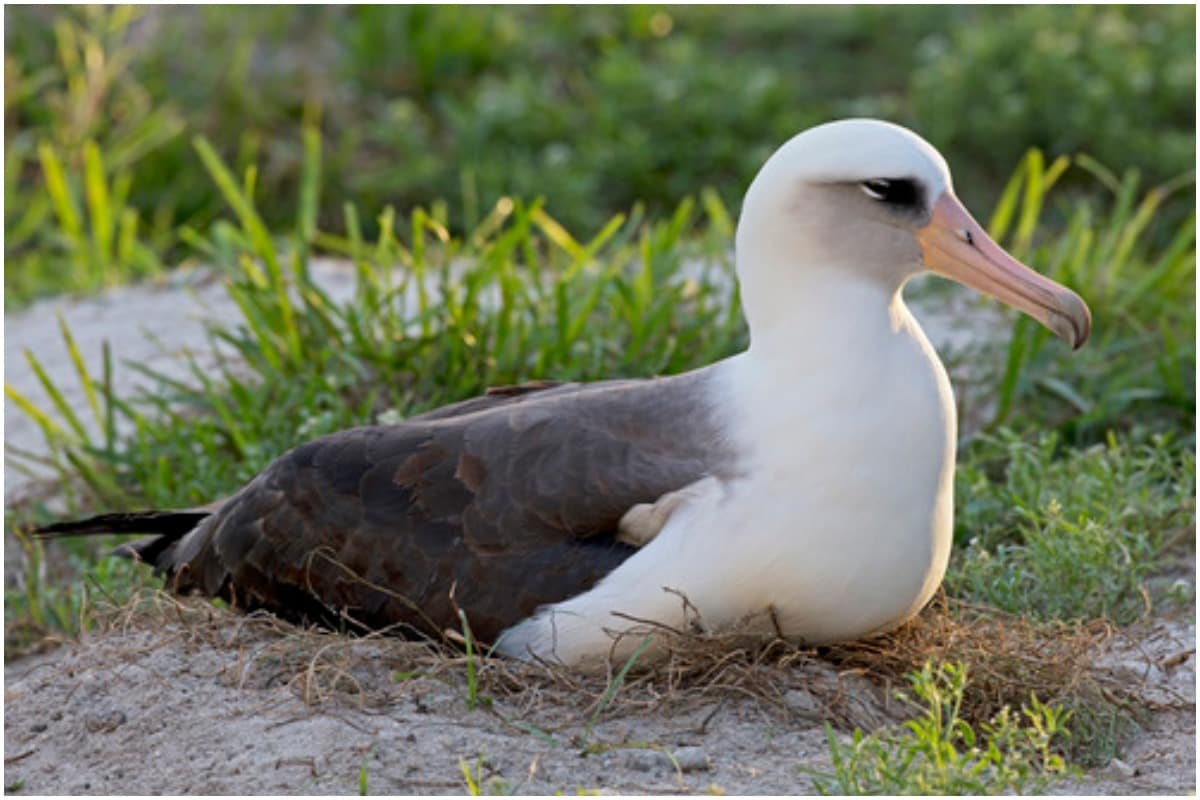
xmin=458 ymin=609 xmax=489 ymax=712
xmin=807 ymin=662 xmax=1075 ymax=795
xmin=950 ymin=429 xmax=1195 ymax=622
xmin=6 ymin=6 xmax=180 ymax=303
xmin=358 ymin=750 xmax=370 ymax=796
xmin=4 ymin=521 xmax=150 ymax=653
xmin=460 ymin=755 xmax=511 ymax=796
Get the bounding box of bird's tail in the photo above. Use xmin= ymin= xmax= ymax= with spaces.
xmin=34 ymin=510 xmax=211 ymax=567
xmin=34 ymin=510 xmax=210 ymax=539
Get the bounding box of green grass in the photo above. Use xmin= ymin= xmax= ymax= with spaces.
xmin=980 ymin=150 xmax=1195 ymax=443
xmin=5 ymin=6 xmax=1194 ymax=305
xmin=808 ymin=662 xmax=1075 ymax=794
xmin=458 ymin=609 xmax=489 ymax=712
xmin=580 ymin=636 xmax=654 ymax=747
xmin=4 ymin=514 xmax=151 ymax=653
xmin=358 ymin=749 xmax=371 ymax=796
xmin=460 ymin=755 xmax=515 ymax=796
xmin=949 ymin=429 xmax=1195 ymax=623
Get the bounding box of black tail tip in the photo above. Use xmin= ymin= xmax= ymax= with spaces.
xmin=29 ymin=510 xmax=211 ymax=540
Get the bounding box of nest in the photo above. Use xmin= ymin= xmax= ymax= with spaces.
xmin=62 ymin=583 xmax=1172 ymax=759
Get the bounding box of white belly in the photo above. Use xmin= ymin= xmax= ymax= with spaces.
xmin=701 ymin=423 xmax=953 ymax=643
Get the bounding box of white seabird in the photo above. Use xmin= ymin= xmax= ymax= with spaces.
xmin=494 ymin=118 xmax=1089 ymax=664
xmin=38 ymin=119 xmax=1090 ymax=669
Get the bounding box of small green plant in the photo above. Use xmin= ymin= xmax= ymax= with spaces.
xmin=950 ymin=429 xmax=1195 ymax=622
xmin=808 ymin=662 xmax=1074 ymax=795
xmin=460 ymin=756 xmax=511 ymax=796
xmin=458 ymin=608 xmax=489 ymax=712
xmin=4 ymin=520 xmax=149 ymax=653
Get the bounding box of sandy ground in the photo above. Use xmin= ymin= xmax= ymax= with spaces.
xmin=4 ymin=264 xmax=1195 ymax=795
xmin=4 ymin=617 xmax=836 ymax=795
xmin=3 ymin=612 xmax=1193 ymax=795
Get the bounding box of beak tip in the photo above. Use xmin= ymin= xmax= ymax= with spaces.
xmin=1065 ymin=299 xmax=1094 ymax=350
xmin=1070 ymin=298 xmax=1092 ymax=351
xmin=1048 ymin=294 xmax=1091 ymax=351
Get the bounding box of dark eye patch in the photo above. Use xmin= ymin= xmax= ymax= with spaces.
xmin=861 ymin=178 xmax=922 ymax=208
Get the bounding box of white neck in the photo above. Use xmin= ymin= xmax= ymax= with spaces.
xmin=718 ymin=254 xmax=951 ymax=481
xmin=739 ymin=257 xmax=909 ymax=366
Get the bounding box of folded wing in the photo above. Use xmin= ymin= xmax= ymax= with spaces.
xmin=61 ymin=369 xmax=728 ymax=642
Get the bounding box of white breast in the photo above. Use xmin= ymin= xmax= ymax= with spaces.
xmin=700 ymin=296 xmax=956 ymax=642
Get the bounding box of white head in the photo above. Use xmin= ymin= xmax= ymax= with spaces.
xmin=735 ymin=119 xmax=1090 ymax=349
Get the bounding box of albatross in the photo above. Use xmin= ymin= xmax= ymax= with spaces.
xmin=38 ymin=119 xmax=1091 ymax=668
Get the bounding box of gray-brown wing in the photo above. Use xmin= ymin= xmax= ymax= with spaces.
xmin=161 ymin=368 xmax=730 ymax=643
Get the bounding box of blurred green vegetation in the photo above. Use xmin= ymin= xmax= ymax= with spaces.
xmin=5 ymin=5 xmax=1194 ymax=303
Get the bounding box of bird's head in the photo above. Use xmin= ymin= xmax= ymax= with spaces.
xmin=735 ymin=119 xmax=1090 ymax=349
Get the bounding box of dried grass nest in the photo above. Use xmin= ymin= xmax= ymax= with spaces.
xmin=49 ymin=584 xmax=1187 ymax=752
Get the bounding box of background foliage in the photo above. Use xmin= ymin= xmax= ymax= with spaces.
xmin=5 ymin=5 xmax=1195 ymax=303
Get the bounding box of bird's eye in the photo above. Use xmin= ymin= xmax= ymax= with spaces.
xmin=861 ymin=179 xmax=920 ymax=207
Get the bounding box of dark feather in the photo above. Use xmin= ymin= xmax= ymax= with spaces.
xmin=35 ymin=510 xmax=212 ymax=539
xmin=36 ymin=371 xmax=731 ymax=644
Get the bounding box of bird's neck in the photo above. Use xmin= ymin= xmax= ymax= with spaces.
xmin=740 ymin=265 xmax=909 ymax=367
xmin=718 ymin=263 xmax=955 ymax=488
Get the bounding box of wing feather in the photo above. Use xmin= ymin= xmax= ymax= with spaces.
xmin=130 ymin=369 xmax=732 ymax=642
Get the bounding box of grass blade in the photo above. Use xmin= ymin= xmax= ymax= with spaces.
xmin=83 ymin=140 xmax=114 ymax=269
xmin=583 ymin=636 xmax=653 ymax=742
xmin=57 ymin=314 xmax=104 ymax=432
xmin=193 ymin=135 xmax=302 ymax=364
xmin=22 ymin=348 xmax=88 ymax=442
xmin=37 ymin=141 xmax=83 ymax=244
